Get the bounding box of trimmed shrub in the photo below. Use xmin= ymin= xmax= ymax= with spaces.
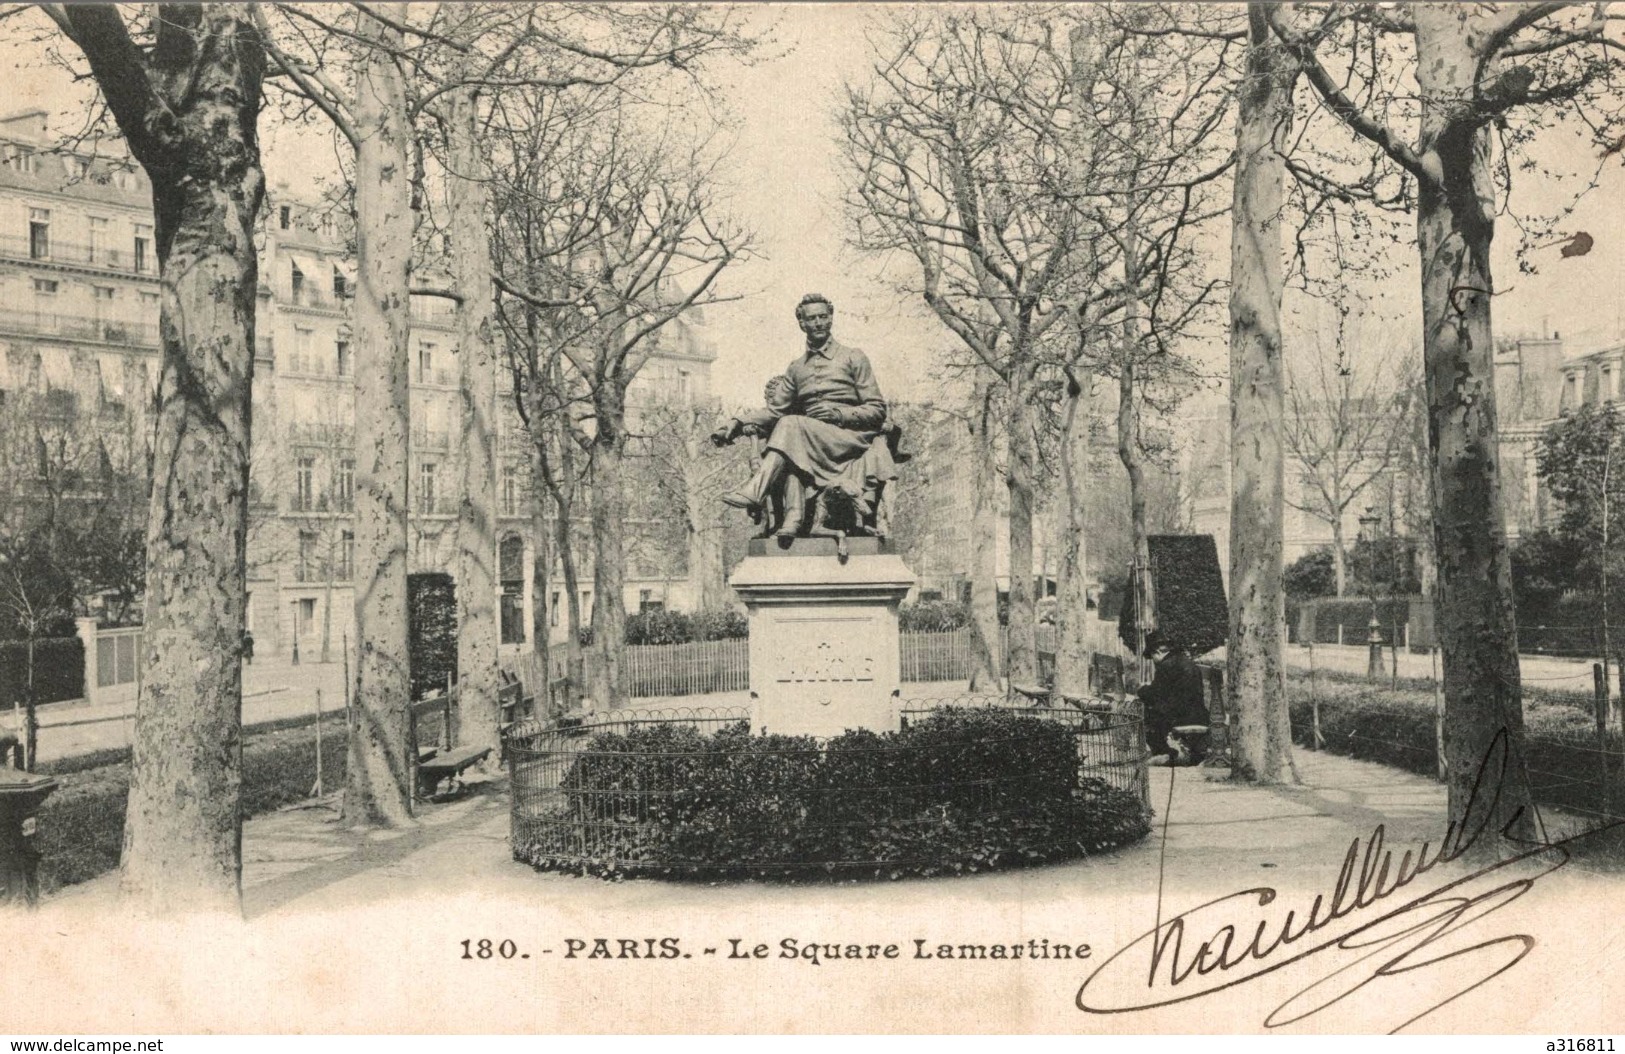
xmin=1118 ymin=534 xmax=1228 ymax=656
xmin=1297 ymin=596 xmax=1415 ymax=646
xmin=409 ymin=572 xmax=457 ymax=700
xmin=623 ymin=608 xmax=749 ymax=646
xmin=1 ymin=636 xmax=85 ymax=705
xmin=32 ymin=712 xmax=349 ymax=894
xmin=516 ymin=707 xmax=1152 ymax=881
xmin=898 ymin=599 xmax=971 ymax=633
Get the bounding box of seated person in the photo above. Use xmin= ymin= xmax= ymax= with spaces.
xmin=1136 ymin=633 xmax=1209 ymax=763
xmin=712 ymin=293 xmax=896 ymax=536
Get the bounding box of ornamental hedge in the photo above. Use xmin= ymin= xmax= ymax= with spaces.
xmin=623 ymin=608 xmax=749 ymax=645
xmin=1 ymin=636 xmax=85 ymax=706
xmin=1118 ymin=534 xmax=1228 ymax=656
xmin=408 ymin=572 xmax=457 ymax=700
xmin=513 ymin=707 xmax=1152 ymax=882
xmin=1286 ymin=672 xmax=1625 ymax=824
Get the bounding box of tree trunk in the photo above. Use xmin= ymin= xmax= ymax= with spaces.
xmin=684 ymin=426 xmax=729 ymax=612
xmin=1005 ymin=365 xmax=1039 ymax=686
xmin=345 ymin=10 xmax=415 ymax=827
xmin=967 ymin=372 xmax=1002 ymax=691
xmin=1331 ymin=517 xmax=1348 ymax=596
xmin=588 ymin=381 xmax=629 ymax=708
xmin=1119 ymin=361 xmax=1152 ymax=680
xmin=1053 ymin=366 xmax=1093 ymax=700
xmin=529 ymin=455 xmax=552 ymax=708
xmin=1413 ymin=8 xmax=1535 ymax=855
xmin=48 ymin=5 xmax=267 ymax=913
xmin=320 ymin=530 xmax=335 ymax=664
xmin=1226 ymin=3 xmax=1296 ymax=784
xmin=448 ymin=83 xmax=501 ymax=762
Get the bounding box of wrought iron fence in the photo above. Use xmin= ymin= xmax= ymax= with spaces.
xmin=504 ymin=697 xmax=1150 ymax=879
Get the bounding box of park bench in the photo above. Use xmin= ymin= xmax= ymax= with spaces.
xmin=407 ymin=690 xmax=491 ymax=801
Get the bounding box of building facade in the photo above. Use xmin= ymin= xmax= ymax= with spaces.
xmin=0 ymin=109 xmax=716 ymax=660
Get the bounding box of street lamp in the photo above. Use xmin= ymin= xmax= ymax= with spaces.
xmin=1359 ymin=507 xmax=1383 ymax=680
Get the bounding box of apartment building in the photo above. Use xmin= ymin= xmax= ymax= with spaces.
xmin=0 ymin=109 xmax=717 ymax=660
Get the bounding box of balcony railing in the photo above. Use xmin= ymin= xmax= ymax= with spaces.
xmin=411 ymin=427 xmax=452 ymax=451
xmin=285 ymin=285 xmax=343 ymax=310
xmin=287 ymin=422 xmax=354 ymax=446
xmin=409 ymin=300 xmax=457 ymax=324
xmin=0 ymin=233 xmax=159 ymax=276
xmin=0 ymin=308 xmax=158 ymax=346
xmin=414 ymin=494 xmax=458 ymax=516
xmin=413 ymin=366 xmax=457 ymax=387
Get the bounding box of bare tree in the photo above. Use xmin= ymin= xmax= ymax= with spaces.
xmin=40 ymin=2 xmax=265 ymax=912
xmin=841 ymin=8 xmax=1091 ymax=688
xmin=1281 ymin=309 xmax=1413 ymax=596
xmin=1270 ymin=3 xmax=1625 ymax=852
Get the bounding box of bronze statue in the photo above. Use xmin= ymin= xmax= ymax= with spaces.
xmin=711 ymin=294 xmax=905 ymax=548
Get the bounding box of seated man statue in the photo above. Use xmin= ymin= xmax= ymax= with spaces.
xmin=711 ymin=293 xmax=898 ymax=540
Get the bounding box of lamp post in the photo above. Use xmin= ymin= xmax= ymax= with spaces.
xmin=1359 ymin=508 xmax=1383 ymax=680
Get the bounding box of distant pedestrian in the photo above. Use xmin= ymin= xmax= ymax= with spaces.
xmin=242 ymin=629 xmax=255 ymax=665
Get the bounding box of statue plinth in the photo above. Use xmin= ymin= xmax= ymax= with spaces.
xmin=729 ymin=539 xmax=915 ymax=739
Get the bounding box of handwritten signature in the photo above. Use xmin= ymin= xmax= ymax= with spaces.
xmin=1077 ymin=728 xmax=1622 ymax=1032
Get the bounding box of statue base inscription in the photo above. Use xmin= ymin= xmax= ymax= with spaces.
xmin=729 ymin=540 xmax=915 ymax=739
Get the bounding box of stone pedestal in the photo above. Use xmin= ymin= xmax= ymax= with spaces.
xmin=729 ymin=537 xmax=915 ymax=739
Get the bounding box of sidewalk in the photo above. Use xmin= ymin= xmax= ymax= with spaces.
xmin=23 ymin=749 xmax=1623 ymax=1033
xmin=1283 ymin=641 xmax=1600 ymax=691
xmin=32 ymin=659 xmax=347 ymax=763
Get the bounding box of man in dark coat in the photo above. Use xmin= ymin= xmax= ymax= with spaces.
xmin=1136 ymin=633 xmax=1209 ymax=761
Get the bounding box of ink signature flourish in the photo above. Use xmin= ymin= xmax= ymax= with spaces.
xmin=1077 ymin=729 xmax=1622 ymax=1033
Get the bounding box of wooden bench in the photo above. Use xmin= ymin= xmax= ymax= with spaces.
xmin=406 ymin=690 xmax=494 ymax=800
xmin=416 ymin=743 xmax=493 ymax=800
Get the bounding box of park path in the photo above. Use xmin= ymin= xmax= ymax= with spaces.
xmin=22 ymin=748 xmax=1623 ymax=1033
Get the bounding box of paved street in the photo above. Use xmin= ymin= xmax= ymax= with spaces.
xmin=30 ymin=659 xmax=348 ymax=764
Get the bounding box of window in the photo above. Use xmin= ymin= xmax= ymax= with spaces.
xmin=639 ymin=589 xmax=663 ymax=614
xmin=139 ymin=291 xmax=159 ymax=315
xmin=33 ymin=278 xmax=58 ymax=296
xmin=298 ymin=597 xmax=317 ymax=632
xmin=4 ymin=145 xmax=36 ymax=173
xmin=500 ymin=536 xmax=526 ymax=644
xmin=298 ymin=531 xmax=318 ymax=583
xmin=88 ymin=217 xmax=108 ymax=262
xmin=112 ymin=165 xmax=135 ymax=191
xmin=418 ymin=460 xmax=439 ymax=514
xmin=550 ymin=591 xmax=560 ymax=627
xmin=290 ymin=260 xmax=305 ymax=303
xmin=501 ymin=469 xmax=519 ymax=516
xmin=295 ymin=456 xmax=315 ymax=512
xmin=336 ymin=340 xmax=351 ymax=377
xmin=92 ymin=286 xmax=116 ymax=316
xmin=417 ymin=343 xmax=435 ymax=383
xmin=338 ymin=531 xmax=355 ymax=582
xmin=1606 ymin=365 xmax=1620 ymax=402
xmin=134 ymin=224 xmax=152 ymax=273
xmin=29 ymin=207 xmax=50 ymax=259
xmin=279 ymin=205 xmax=292 ymax=230
xmin=1566 ymin=373 xmax=1581 ymax=409
xmin=332 ymin=266 xmax=347 ymax=299
xmin=335 ymin=459 xmax=354 ymax=512
xmin=290 ymin=327 xmax=314 ymax=372
xmin=67 ymin=157 xmax=88 ymax=182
